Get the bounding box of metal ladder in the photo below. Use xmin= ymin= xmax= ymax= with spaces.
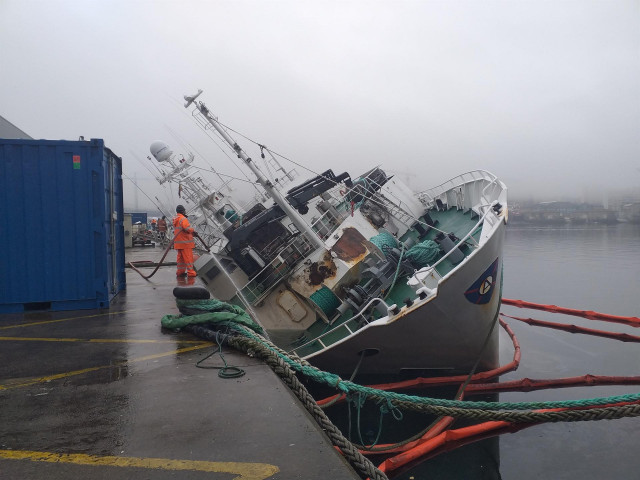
xmin=375 ymin=194 xmax=416 ymax=226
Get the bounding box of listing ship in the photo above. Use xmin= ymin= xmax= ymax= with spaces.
xmin=150 ymin=90 xmax=508 ymax=377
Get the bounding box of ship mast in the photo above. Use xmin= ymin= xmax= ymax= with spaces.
xmin=184 ymin=89 xmax=324 ymax=250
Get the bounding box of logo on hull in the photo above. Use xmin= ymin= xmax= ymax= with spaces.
xmin=464 ymin=258 xmax=499 ymax=305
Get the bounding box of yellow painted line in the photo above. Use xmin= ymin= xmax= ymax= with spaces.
xmin=0 ymin=309 xmax=139 ymax=330
xmin=0 ymin=336 xmax=206 ymax=344
xmin=0 ymin=449 xmax=279 ymax=480
xmin=0 ymin=344 xmax=213 ymax=390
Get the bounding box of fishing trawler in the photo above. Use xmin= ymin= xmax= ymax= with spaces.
xmin=150 ymin=89 xmax=508 ymax=377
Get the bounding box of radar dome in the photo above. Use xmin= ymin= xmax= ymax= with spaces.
xmin=150 ymin=141 xmax=173 ymax=163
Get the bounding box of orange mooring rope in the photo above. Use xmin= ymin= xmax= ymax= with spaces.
xmin=326 ymin=299 xmax=640 ymax=476
xmin=502 ymin=313 xmax=640 ymax=342
xmin=502 ymin=298 xmax=640 ymax=327
xmin=374 ymin=399 xmax=640 ymax=477
xmin=317 ymin=319 xmax=521 ymax=407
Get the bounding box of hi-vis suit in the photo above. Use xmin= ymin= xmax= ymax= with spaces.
xmin=172 ymin=212 xmax=196 ymax=277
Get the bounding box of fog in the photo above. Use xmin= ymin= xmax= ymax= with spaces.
xmin=1 ymin=0 xmax=638 ymax=212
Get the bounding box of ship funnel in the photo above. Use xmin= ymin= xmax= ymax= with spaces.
xmin=150 ymin=141 xmax=173 ymax=163
xmin=184 ymin=89 xmax=203 ymax=108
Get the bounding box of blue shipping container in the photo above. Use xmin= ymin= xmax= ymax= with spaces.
xmin=0 ymin=138 xmax=126 ymax=312
xmin=128 ymin=212 xmax=148 ymax=225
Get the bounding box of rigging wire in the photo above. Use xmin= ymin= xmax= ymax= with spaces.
xmin=128 ymin=149 xmax=163 ymax=179
xmin=191 ymin=116 xmax=266 ymax=199
xmin=122 ymin=173 xmax=165 ymax=212
xmin=167 ymin=95 xmax=265 ymax=199
xmin=177 ymin=94 xmax=474 ymax=242
xmin=165 ymin=123 xmax=231 ymax=189
xmin=216 ymin=119 xmax=318 ymax=178
xmin=170 ymin=99 xmax=243 ymax=168
xmin=180 ymin=97 xmax=375 ymax=206
xmin=213 ymin=118 xmax=430 ymax=220
xmin=163 ymin=124 xmax=191 ymax=154
xmin=170 ymin=91 xmax=433 ymax=225
xmin=187 ymin=165 xmax=261 ymax=185
xmin=154 ymin=196 xmax=172 ymax=219
xmin=128 ymin=146 xmax=179 ymax=213
xmin=164 ymin=124 xmax=246 ymax=202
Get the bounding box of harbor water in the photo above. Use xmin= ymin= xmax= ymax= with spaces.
xmin=325 ymin=223 xmax=640 ymax=479
xmin=495 ymin=223 xmax=640 ymax=480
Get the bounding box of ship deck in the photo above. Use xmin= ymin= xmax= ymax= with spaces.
xmin=292 ymin=206 xmax=482 ymax=357
xmin=388 ymin=206 xmax=481 ymax=305
xmin=0 ymin=247 xmax=359 ymax=480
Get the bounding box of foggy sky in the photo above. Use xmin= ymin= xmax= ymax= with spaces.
xmin=1 ymin=0 xmax=638 ymax=212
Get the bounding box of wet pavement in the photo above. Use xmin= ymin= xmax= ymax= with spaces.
xmin=0 ymin=246 xmax=359 ymax=479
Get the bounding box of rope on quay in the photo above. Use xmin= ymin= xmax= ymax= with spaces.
xmin=225 ymin=334 xmax=389 ymax=480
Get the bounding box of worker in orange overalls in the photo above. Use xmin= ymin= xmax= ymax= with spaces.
xmin=157 ymin=215 xmax=168 ymax=244
xmin=173 ymin=205 xmax=197 ymax=277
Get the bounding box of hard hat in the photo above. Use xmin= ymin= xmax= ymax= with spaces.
xmin=176 ymin=205 xmax=186 ymax=214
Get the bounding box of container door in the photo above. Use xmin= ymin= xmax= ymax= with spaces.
xmin=109 ymin=153 xmax=117 ymax=294
xmin=103 ymin=148 xmax=125 ymax=297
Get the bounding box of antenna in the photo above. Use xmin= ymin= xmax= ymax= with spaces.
xmin=184 ymin=89 xmax=324 ymax=250
xmin=184 ymin=89 xmax=203 ymax=108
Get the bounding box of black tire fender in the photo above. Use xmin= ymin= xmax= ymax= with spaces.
xmin=173 ymin=286 xmax=211 ymax=300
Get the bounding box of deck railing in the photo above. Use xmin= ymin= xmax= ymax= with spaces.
xmin=310 ymin=206 xmax=349 ymax=240
xmin=420 ymin=201 xmax=500 ymax=281
xmin=416 ymin=170 xmax=504 ymax=206
xmin=289 ymin=297 xmax=388 ymax=357
xmin=239 ymin=233 xmax=316 ymax=305
xmin=237 ymin=183 xmax=352 ymax=304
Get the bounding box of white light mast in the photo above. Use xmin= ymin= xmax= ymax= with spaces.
xmin=184 ymin=89 xmax=324 ymax=250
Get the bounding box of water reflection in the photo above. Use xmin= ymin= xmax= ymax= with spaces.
xmin=393 ymin=437 xmax=500 ymax=480
xmin=319 ymin=383 xmax=501 ymax=479
xmin=176 ymin=276 xmax=197 ymax=286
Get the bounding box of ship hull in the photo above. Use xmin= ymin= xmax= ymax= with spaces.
xmin=305 ymin=219 xmax=505 ymax=377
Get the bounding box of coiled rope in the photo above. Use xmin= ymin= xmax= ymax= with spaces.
xmin=192 ymin=328 xmax=246 ymax=379
xmin=369 ymin=231 xmax=398 ymax=257
xmin=404 ymin=239 xmax=440 ymax=268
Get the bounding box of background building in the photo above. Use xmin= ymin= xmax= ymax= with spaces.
xmin=0 ymin=115 xmax=32 ymax=139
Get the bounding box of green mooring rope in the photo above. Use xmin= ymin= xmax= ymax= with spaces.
xmin=195 ymin=331 xmax=246 ymax=379
xmin=405 ymin=239 xmax=440 ymax=268
xmin=225 ymin=322 xmax=640 ymax=413
xmin=369 ymin=231 xmax=398 ymax=257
